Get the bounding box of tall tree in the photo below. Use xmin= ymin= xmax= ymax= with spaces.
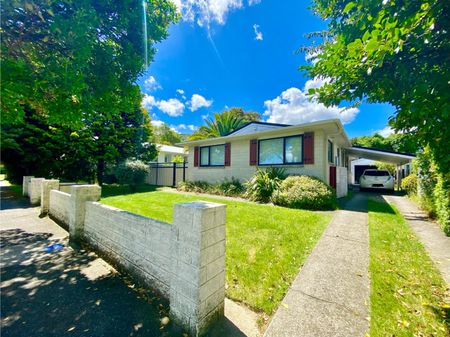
xmin=1 ymin=0 xmax=177 ymax=183
xmin=302 ymin=0 xmax=450 ymax=176
xmin=188 ymin=107 xmax=261 ymax=140
xmin=1 ymin=0 xmax=178 ymax=125
xmin=351 ymin=132 xmax=419 ymax=154
xmin=152 ymin=123 xmax=182 ymax=145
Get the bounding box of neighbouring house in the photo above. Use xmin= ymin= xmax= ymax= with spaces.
xmin=155 ymin=144 xmax=187 ymax=163
xmin=179 ymin=119 xmax=416 ymax=198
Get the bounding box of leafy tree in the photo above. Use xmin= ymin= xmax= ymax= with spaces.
xmin=302 ymin=0 xmax=450 ymax=177
xmin=1 ymin=0 xmax=178 ymax=126
xmin=1 ymin=0 xmax=176 ymax=183
xmin=351 ymin=132 xmax=419 ymax=154
xmin=172 ymin=155 xmax=185 ymax=164
xmin=1 ymin=105 xmax=157 ymax=184
xmin=374 ymin=162 xmax=396 ymax=176
xmin=188 ymin=107 xmax=260 ymax=140
xmin=152 ymin=123 xmax=182 ymax=145
xmin=351 ymin=133 xmax=391 ymax=151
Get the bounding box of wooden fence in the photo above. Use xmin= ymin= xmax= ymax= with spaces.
xmin=146 ymin=162 xmax=187 ymax=187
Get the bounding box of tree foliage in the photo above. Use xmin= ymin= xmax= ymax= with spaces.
xmin=189 ymin=107 xmax=261 ymax=140
xmin=1 ymin=0 xmax=176 ymax=183
xmin=1 ymin=0 xmax=178 ymax=125
xmin=351 ymin=132 xmax=419 ymax=154
xmin=303 ymin=0 xmax=450 ymax=176
xmin=152 ymin=123 xmax=182 ymax=145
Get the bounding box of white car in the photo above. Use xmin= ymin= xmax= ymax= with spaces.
xmin=360 ymin=169 xmax=395 ymax=191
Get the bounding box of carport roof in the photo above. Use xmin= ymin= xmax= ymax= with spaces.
xmin=347 ymin=146 xmax=416 ymax=165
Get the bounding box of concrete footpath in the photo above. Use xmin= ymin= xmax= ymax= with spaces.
xmin=0 ymin=186 xmax=259 ymax=337
xmin=384 ymin=195 xmax=450 ymax=284
xmin=264 ymin=193 xmax=370 ymax=337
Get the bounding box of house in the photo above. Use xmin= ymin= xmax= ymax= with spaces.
xmin=155 ymin=144 xmax=187 ymax=163
xmin=180 ymin=119 xmax=351 ymax=197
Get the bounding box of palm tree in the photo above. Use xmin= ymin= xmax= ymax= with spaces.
xmin=188 ymin=108 xmax=260 ymax=140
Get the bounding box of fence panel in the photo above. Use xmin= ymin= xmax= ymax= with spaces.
xmin=146 ymin=162 xmax=187 ymax=187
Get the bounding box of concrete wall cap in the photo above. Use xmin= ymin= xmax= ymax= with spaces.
xmin=175 ymin=201 xmax=227 ymax=210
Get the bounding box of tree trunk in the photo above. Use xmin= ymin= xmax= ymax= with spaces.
xmin=96 ymin=159 xmax=105 ymax=186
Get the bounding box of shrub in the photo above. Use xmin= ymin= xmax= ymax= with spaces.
xmin=433 ymin=174 xmax=450 ymax=235
xmin=177 ymin=181 xmax=212 ymax=194
xmin=214 ymin=178 xmax=245 ymax=197
xmin=178 ymin=178 xmax=245 ymax=197
xmin=401 ymin=173 xmax=417 ymax=195
xmin=272 ymin=175 xmax=337 ymax=210
xmin=245 ymin=167 xmax=286 ymax=202
xmin=115 ymin=160 xmax=149 ymax=191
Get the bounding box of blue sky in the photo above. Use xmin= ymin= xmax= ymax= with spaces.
xmin=138 ymin=0 xmax=396 ymax=138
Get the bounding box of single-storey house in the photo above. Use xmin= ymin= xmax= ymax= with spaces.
xmin=180 ymin=119 xmax=351 ymax=197
xmin=155 ymin=144 xmax=187 ymax=163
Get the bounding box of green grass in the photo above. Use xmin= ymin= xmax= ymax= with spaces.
xmin=368 ymin=199 xmax=449 ymax=336
xmin=101 ymin=188 xmax=331 ymax=314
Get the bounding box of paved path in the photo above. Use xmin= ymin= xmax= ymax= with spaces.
xmin=384 ymin=195 xmax=450 ymax=284
xmin=264 ymin=193 xmax=370 ymax=337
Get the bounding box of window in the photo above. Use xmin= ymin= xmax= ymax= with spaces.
xmin=328 ymin=140 xmax=333 ymax=163
xmin=258 ymin=135 xmax=303 ymax=165
xmin=200 ymin=144 xmax=225 ymax=166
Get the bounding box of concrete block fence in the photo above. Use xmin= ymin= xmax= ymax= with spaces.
xmin=22 ymin=177 xmax=226 ymax=336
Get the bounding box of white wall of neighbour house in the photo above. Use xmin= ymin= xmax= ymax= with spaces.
xmin=187 ymin=129 xmax=328 ymax=183
xmin=49 ymin=190 xmax=71 ymax=225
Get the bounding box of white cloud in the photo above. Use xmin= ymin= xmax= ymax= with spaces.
xmin=157 ymin=98 xmax=185 ymax=117
xmin=144 ymin=76 xmax=161 ymax=92
xmin=303 ymin=76 xmax=330 ymax=92
xmin=189 ymin=94 xmax=213 ymax=111
xmin=173 ymin=0 xmax=257 ymax=27
xmin=142 ymin=94 xmax=185 ymax=117
xmin=253 ymin=24 xmax=263 ymax=41
xmin=151 ymin=120 xmax=164 ymax=127
xmin=375 ymin=126 xmax=395 ymax=137
xmin=171 ymin=124 xmax=197 ymax=133
xmin=263 ymin=80 xmax=359 ymax=125
xmin=141 ymin=94 xmax=156 ymax=109
xmin=176 ymin=89 xmax=185 ymax=95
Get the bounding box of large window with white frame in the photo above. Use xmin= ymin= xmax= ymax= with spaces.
xmin=200 ymin=144 xmax=225 ymax=166
xmin=258 ymin=135 xmax=303 ymax=165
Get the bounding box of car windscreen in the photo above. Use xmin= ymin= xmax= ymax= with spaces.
xmin=363 ymin=171 xmax=390 ymax=176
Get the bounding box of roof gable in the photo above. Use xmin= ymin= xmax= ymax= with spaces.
xmin=227 ymin=122 xmax=290 ymax=136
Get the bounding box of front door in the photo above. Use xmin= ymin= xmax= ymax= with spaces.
xmin=329 ymin=166 xmax=337 ymax=189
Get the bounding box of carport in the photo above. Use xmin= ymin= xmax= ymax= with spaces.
xmin=346 ymin=146 xmax=416 ymax=189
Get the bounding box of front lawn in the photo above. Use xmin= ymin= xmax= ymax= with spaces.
xmin=368 ymin=199 xmax=449 ymax=336
xmin=101 ymin=187 xmax=331 ymax=315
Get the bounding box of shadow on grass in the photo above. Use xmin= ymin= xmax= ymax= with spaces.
xmin=101 ymin=184 xmax=159 ymax=198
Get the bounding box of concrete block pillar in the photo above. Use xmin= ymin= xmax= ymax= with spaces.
xmin=29 ymin=178 xmax=45 ymax=205
xmin=22 ymin=176 xmax=34 ymax=196
xmin=40 ymin=179 xmax=60 ymax=215
xmin=69 ymin=185 xmax=101 ymax=240
xmin=170 ymin=201 xmax=227 ymax=337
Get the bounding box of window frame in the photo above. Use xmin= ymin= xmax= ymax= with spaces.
xmin=328 ymin=140 xmax=334 ymax=164
xmin=257 ymin=135 xmax=304 ymax=166
xmin=199 ymin=144 xmax=226 ymax=167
